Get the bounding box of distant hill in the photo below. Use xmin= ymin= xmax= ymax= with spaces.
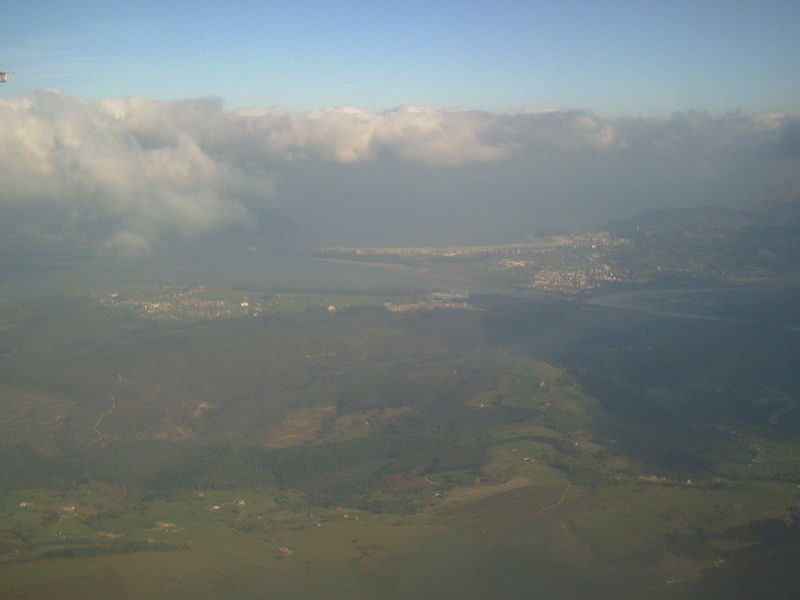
xmin=603 ymin=202 xmax=800 ymax=284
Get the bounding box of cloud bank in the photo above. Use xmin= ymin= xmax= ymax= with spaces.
xmin=1 ymin=89 xmax=797 ymax=251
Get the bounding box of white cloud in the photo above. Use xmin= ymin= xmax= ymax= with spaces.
xmin=0 ymin=91 xmax=258 ymax=251
xmin=0 ymin=89 xmax=796 ymax=251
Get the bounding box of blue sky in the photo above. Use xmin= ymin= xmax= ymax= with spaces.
xmin=2 ymin=0 xmax=799 ymax=115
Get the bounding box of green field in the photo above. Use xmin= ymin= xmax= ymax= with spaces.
xmin=1 ymin=277 xmax=799 ymax=599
